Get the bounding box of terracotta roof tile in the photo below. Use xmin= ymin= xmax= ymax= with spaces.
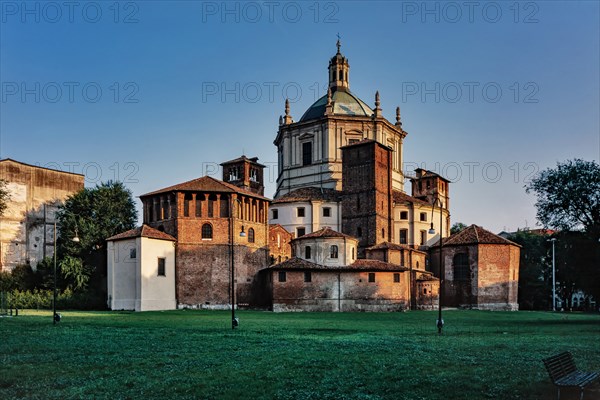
xmin=435 ymin=225 xmax=521 ymax=247
xmin=392 ymin=191 xmax=431 ymax=206
xmin=272 ymin=187 xmax=341 ymax=204
xmin=366 ymin=242 xmax=427 ymax=254
xmin=265 ymin=257 xmax=407 ymax=272
xmin=220 ymin=155 xmax=265 ymax=167
xmin=106 ymin=225 xmax=176 ymax=242
xmin=293 ymin=226 xmax=353 ymax=241
xmin=140 ymin=175 xmax=269 ymax=200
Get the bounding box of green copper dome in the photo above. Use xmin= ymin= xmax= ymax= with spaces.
xmin=299 ymin=90 xmax=374 ymax=122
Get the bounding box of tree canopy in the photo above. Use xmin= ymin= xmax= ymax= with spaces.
xmin=57 ymin=181 xmax=137 ymax=295
xmin=526 ymin=159 xmax=600 ymax=237
xmin=450 ymin=222 xmax=467 ymax=235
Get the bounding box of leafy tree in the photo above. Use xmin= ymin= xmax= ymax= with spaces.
xmin=0 ymin=179 xmax=10 ymax=217
xmin=450 ymin=222 xmax=467 ymax=235
xmin=526 ymin=159 xmax=600 ymax=306
xmin=526 ymin=159 xmax=600 ymax=237
xmin=57 ymin=181 xmax=137 ymax=299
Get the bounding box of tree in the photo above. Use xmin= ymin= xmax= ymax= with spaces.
xmin=509 ymin=231 xmax=551 ymax=310
xmin=526 ymin=159 xmax=600 ymax=304
xmin=57 ymin=181 xmax=137 ymax=298
xmin=526 ymin=159 xmax=600 ymax=237
xmin=450 ymin=222 xmax=467 ymax=235
xmin=0 ymin=179 xmax=10 ymax=217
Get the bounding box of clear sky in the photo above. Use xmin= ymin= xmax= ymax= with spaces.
xmin=1 ymin=0 xmax=598 ymax=233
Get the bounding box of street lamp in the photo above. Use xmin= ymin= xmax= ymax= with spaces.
xmin=428 ymin=196 xmax=445 ymax=334
xmin=230 ymin=197 xmax=246 ymax=329
xmin=53 ymin=219 xmax=79 ymax=325
xmin=548 ymin=238 xmax=557 ymax=311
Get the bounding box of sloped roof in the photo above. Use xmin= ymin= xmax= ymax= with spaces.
xmin=272 ymin=187 xmax=341 ymax=204
xmin=434 ymin=225 xmax=521 ymax=247
xmin=366 ymin=242 xmax=427 ymax=254
xmin=293 ymin=226 xmax=353 ymax=241
xmin=220 ymin=155 xmax=265 ymax=167
xmin=106 ymin=225 xmax=176 ymax=242
xmin=412 ymin=168 xmax=451 ymax=183
xmin=265 ymin=257 xmax=408 ymax=272
xmin=140 ymin=175 xmax=268 ymax=200
xmin=392 ymin=191 xmax=431 ymax=206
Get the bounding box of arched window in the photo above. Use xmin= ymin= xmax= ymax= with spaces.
xmin=248 ymin=228 xmax=255 ymax=243
xmin=352 ymin=247 xmax=355 ymax=260
xmin=305 ymin=246 xmax=311 ymax=259
xmin=201 ymin=223 xmax=213 ymax=239
xmin=330 ymin=245 xmax=338 ymax=259
xmin=453 ymin=253 xmax=469 ymax=281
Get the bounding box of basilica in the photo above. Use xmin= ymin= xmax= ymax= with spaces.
xmin=106 ymin=41 xmax=520 ymax=312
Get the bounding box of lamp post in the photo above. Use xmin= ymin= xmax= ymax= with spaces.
xmin=230 ymin=197 xmax=246 ymax=329
xmin=428 ymin=196 xmax=444 ymax=334
xmin=53 ymin=219 xmax=79 ymax=325
xmin=548 ymin=238 xmax=556 ymax=311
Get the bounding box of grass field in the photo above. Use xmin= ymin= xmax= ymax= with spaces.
xmin=1 ymin=310 xmax=599 ymax=400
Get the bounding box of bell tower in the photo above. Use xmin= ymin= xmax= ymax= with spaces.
xmin=328 ymin=38 xmax=350 ymax=92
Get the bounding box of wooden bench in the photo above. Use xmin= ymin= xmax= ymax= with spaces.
xmin=543 ymin=351 xmax=599 ymax=400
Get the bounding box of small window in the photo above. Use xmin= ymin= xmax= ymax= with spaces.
xmin=420 ymin=230 xmax=427 ymax=245
xmin=202 ymin=223 xmax=213 ymax=239
xmin=184 ymin=193 xmax=192 ymax=217
xmin=302 ymin=142 xmax=312 ymax=165
xmin=297 ymin=227 xmax=306 ymax=237
xmin=330 ymin=245 xmax=338 ymax=259
xmin=129 ymin=248 xmax=136 ymax=259
xmin=304 ymin=271 xmax=312 ymax=283
xmin=400 ymin=211 xmax=408 ymax=220
xmin=248 ymin=228 xmax=255 ymax=243
xmin=382 ymin=228 xmax=385 ymax=239
xmin=368 ymin=273 xmax=375 ymax=283
xmin=420 ymin=212 xmax=427 ymax=222
xmin=394 ymin=273 xmax=400 ymax=283
xmin=278 ymin=271 xmax=286 ymax=282
xmin=272 ymin=209 xmax=279 ymax=219
xmin=357 ymin=227 xmax=362 ymax=237
xmin=297 ymin=207 xmax=305 ymax=217
xmin=348 ymin=138 xmax=359 ymax=145
xmin=323 ymin=207 xmax=331 ymax=217
xmin=157 ymin=258 xmax=166 ymax=276
xmin=305 ymin=246 xmax=311 ymax=259
xmin=399 ymin=229 xmax=408 ymax=244
xmin=352 ymin=247 xmax=355 ymax=260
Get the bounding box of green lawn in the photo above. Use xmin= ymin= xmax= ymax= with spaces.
xmin=1 ymin=310 xmax=599 ymax=400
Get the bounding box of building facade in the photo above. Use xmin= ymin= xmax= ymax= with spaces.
xmin=0 ymin=159 xmax=84 ymax=271
xmin=107 ymin=225 xmax=177 ymax=311
xmin=430 ymin=225 xmax=521 ymax=311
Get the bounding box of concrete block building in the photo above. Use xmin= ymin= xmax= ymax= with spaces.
xmin=0 ymin=159 xmax=84 ymax=271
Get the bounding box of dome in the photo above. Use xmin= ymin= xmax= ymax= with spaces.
xmin=299 ymin=90 xmax=374 ymax=122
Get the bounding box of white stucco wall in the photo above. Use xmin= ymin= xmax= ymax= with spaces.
xmin=107 ymin=238 xmax=138 ymax=311
xmin=270 ymin=200 xmax=342 ymax=236
xmin=139 ymin=237 xmax=176 ymax=311
xmin=107 ymin=236 xmax=176 ymax=311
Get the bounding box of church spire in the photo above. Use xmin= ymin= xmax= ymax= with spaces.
xmin=328 ymin=37 xmax=349 ymax=92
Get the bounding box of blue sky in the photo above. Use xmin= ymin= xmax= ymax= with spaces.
xmin=1 ymin=1 xmax=598 ymax=233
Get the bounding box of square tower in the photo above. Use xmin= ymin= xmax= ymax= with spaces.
xmin=341 ymin=140 xmax=393 ymax=257
xmin=221 ymin=155 xmax=265 ymax=196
